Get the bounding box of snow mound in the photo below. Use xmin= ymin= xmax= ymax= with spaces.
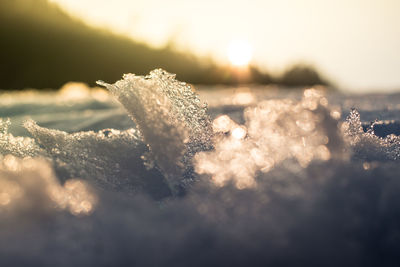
xmin=0 ymin=69 xmax=400 ymax=266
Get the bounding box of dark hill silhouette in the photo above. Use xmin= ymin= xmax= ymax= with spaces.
xmin=0 ymin=0 xmax=330 ymax=89
xmin=0 ymin=0 xmax=221 ymax=89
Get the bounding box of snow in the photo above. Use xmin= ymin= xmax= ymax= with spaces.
xmin=1 ymin=69 xmax=400 ymax=266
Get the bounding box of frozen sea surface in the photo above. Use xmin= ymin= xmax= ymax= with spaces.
xmin=1 ymin=69 xmax=400 ymax=266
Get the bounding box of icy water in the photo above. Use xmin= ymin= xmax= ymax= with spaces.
xmin=1 ymin=69 xmax=400 ymax=266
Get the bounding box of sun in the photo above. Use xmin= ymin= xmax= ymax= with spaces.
xmin=227 ymin=40 xmax=253 ymax=67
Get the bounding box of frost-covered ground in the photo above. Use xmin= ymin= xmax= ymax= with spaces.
xmin=1 ymin=69 xmax=400 ymax=266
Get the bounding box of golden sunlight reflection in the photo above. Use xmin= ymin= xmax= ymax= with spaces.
xmin=63 ymin=179 xmax=96 ymax=215
xmin=59 ymin=82 xmax=91 ymax=100
xmin=213 ymin=115 xmax=236 ymax=133
xmin=231 ymin=126 xmax=247 ymax=140
xmin=232 ymin=88 xmax=255 ymax=106
xmin=0 ymin=156 xmax=97 ymax=216
xmin=48 ymin=179 xmax=97 ymax=216
xmin=195 ymin=89 xmax=343 ymax=190
xmin=0 ymin=179 xmax=22 ymax=206
xmin=227 ymin=40 xmax=253 ymax=67
xmin=59 ymin=82 xmax=110 ymax=102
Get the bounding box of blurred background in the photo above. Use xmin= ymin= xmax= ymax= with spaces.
xmin=1 ymin=0 xmax=399 ymax=92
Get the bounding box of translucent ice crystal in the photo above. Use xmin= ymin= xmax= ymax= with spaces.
xmin=24 ymin=119 xmax=170 ymax=198
xmin=97 ymin=69 xmax=212 ymax=192
xmin=0 ymin=118 xmax=42 ymax=157
xmin=343 ymin=109 xmax=400 ymax=160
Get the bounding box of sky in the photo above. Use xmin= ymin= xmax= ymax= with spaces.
xmin=50 ymin=0 xmax=400 ymax=92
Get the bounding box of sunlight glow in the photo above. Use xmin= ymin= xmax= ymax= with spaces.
xmin=231 ymin=126 xmax=247 ymax=140
xmin=227 ymin=40 xmax=253 ymax=67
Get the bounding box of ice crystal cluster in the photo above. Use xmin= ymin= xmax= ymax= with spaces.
xmin=97 ymin=69 xmax=212 ymax=192
xmin=23 ymin=119 xmax=168 ymax=196
xmin=343 ymin=109 xmax=400 ymax=160
xmin=0 ymin=118 xmax=41 ymax=157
